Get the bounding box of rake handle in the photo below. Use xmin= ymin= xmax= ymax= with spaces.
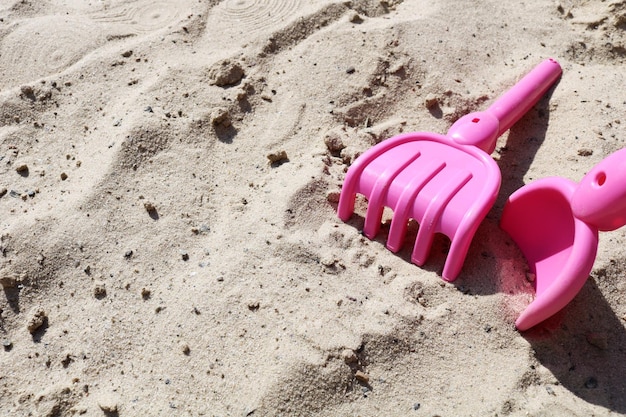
xmin=488 ymin=58 xmax=562 ymax=136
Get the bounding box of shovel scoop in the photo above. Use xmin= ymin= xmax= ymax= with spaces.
xmin=501 ymin=147 xmax=626 ymax=331
xmin=338 ymin=59 xmax=562 ymax=281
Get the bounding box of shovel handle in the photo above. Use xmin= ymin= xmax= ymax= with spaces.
xmin=571 ymin=147 xmax=626 ymax=231
xmin=488 ymin=58 xmax=562 ymax=136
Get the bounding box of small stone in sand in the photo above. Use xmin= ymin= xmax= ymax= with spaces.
xmin=341 ymin=349 xmax=358 ymax=364
xmin=141 ymin=288 xmax=151 ymax=300
xmin=98 ymin=394 xmax=119 ymax=413
xmin=15 ymin=164 xmax=29 ymax=173
xmin=211 ymin=108 xmax=231 ymax=127
xmin=349 ymin=12 xmax=364 ymax=23
xmin=121 ymin=50 xmax=133 ymax=58
xmin=208 ymin=60 xmax=245 ymax=87
xmin=0 ymin=188 xmax=7 ymax=198
xmin=586 ymin=333 xmax=608 ymax=350
xmin=20 ymin=85 xmax=34 ymax=97
xmin=326 ymin=191 xmax=340 ymax=203
xmin=144 ymin=201 xmax=157 ymax=213
xmin=93 ymin=281 xmax=106 ymax=299
xmin=180 ymin=342 xmax=191 ymax=355
xmin=584 ymin=377 xmax=598 ymax=389
xmin=26 ymin=307 xmax=47 ymax=334
xmin=355 ymin=370 xmax=369 ymax=383
xmin=267 ymin=150 xmax=288 ymax=165
xmin=324 ymin=131 xmax=346 ymax=153
xmin=60 ymin=172 xmax=68 ymax=181
xmin=577 ymin=148 xmax=593 ymax=156
xmin=0 ymin=275 xmax=17 ymax=289
xmin=424 ymin=93 xmax=439 ymax=109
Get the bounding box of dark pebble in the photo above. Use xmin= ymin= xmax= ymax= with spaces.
xmin=584 ymin=377 xmax=598 ymax=389
xmin=413 ymin=403 xmax=421 ymax=411
xmin=346 ymin=66 xmax=356 ymax=74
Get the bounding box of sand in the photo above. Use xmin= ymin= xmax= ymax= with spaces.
xmin=1 ymin=0 xmax=626 ymax=415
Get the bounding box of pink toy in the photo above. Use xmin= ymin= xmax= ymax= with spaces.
xmin=338 ymin=59 xmax=562 ymax=281
xmin=501 ymin=147 xmax=626 ymax=331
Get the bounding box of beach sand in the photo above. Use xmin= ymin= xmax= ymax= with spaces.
xmin=1 ymin=0 xmax=626 ymax=415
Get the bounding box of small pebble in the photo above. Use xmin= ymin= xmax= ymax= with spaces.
xmin=586 ymin=333 xmax=608 ymax=350
xmin=93 ymin=281 xmax=106 ymax=299
xmin=424 ymin=93 xmax=439 ymax=109
xmin=208 ymin=59 xmax=245 ymax=87
xmin=98 ymin=395 xmax=119 ymax=413
xmin=0 ymin=188 xmax=7 ymax=198
xmin=584 ymin=377 xmax=598 ymax=389
xmin=2 ymin=339 xmax=12 ymax=350
xmin=267 ymin=150 xmax=288 ymax=165
xmin=346 ymin=66 xmax=356 ymax=74
xmin=26 ymin=307 xmax=47 ymax=334
xmin=326 ymin=191 xmax=340 ymax=203
xmin=180 ymin=250 xmax=189 ymax=261
xmin=349 ymin=12 xmax=364 ymax=23
xmin=60 ymin=172 xmax=68 ymax=181
xmin=545 ymin=385 xmax=556 ymax=396
xmin=341 ymin=349 xmax=358 ymax=364
xmin=577 ymin=148 xmax=593 ymax=156
xmin=121 ymin=50 xmax=133 ymax=58
xmin=413 ymin=403 xmax=421 ymax=411
xmin=211 ymin=108 xmax=231 ymax=127
xmin=526 ymin=271 xmax=536 ymax=282
xmin=324 ymin=131 xmax=346 ymax=153
xmin=0 ymin=275 xmax=17 ymax=289
xmin=141 ymin=288 xmax=151 ymax=300
xmin=180 ymin=342 xmax=191 ymax=355
xmin=355 ymin=370 xmax=369 ymax=383
xmin=15 ymin=164 xmax=28 ymax=173
xmin=20 ymin=85 xmax=34 ymax=96
xmin=144 ymin=201 xmax=157 ymax=213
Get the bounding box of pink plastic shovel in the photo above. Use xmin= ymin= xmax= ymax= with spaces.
xmin=501 ymin=147 xmax=626 ymax=331
xmin=338 ymin=59 xmax=562 ymax=281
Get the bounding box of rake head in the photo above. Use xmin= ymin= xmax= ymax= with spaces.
xmin=337 ymin=130 xmax=500 ymax=281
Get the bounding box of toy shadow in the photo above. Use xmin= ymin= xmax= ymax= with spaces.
xmin=523 ymin=275 xmax=626 ymax=413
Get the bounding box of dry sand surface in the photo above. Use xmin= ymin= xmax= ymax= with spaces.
xmin=1 ymin=0 xmax=626 ymax=415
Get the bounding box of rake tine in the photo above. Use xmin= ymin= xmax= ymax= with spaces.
xmin=387 ymin=159 xmax=446 ymax=252
xmin=411 ymin=169 xmax=473 ymax=265
xmin=363 ymin=153 xmax=423 ymax=238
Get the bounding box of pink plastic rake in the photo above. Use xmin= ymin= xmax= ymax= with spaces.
xmin=338 ymin=59 xmax=562 ymax=281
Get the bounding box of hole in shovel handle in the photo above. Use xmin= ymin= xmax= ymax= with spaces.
xmin=471 ymin=118 xmax=480 ymax=123
xmin=595 ymin=172 xmax=606 ymax=187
